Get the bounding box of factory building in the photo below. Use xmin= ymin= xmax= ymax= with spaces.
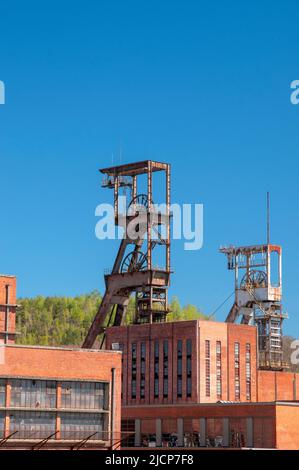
xmin=106 ymin=320 xmax=299 ymax=449
xmin=1 ymin=160 xmax=298 ymax=450
xmin=80 ymin=160 xmax=299 ymax=450
xmin=0 ymin=275 xmax=122 ymax=450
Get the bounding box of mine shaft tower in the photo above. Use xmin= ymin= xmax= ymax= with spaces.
xmin=220 ymin=244 xmax=288 ymax=370
xmin=83 ymin=160 xmax=171 ymax=349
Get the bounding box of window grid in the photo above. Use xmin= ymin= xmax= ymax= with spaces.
xmin=186 ymin=339 xmax=192 ymax=398
xmin=60 ymin=412 xmax=107 ymax=440
xmin=177 ymin=340 xmax=183 ymax=398
xmin=205 ymin=340 xmax=211 ymax=397
xmin=154 ymin=341 xmax=159 ymax=398
xmin=216 ymin=341 xmax=222 ymax=399
xmin=61 ymin=381 xmax=108 ymax=410
xmin=0 ymin=379 xmax=6 ymax=407
xmin=11 ymin=379 xmax=56 ymax=409
xmin=9 ymin=411 xmax=55 ymax=439
xmin=140 ymin=342 xmax=146 ymax=399
xmin=131 ymin=343 xmax=137 ymax=399
xmin=234 ymin=342 xmax=240 ymax=400
xmin=119 ymin=343 xmax=124 ymax=400
xmin=0 ymin=411 xmax=4 ymax=438
xmin=246 ymin=343 xmax=251 ymax=400
xmin=163 ymin=340 xmax=169 ymax=398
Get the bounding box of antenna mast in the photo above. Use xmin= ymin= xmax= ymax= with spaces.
xmin=267 ymin=191 xmax=270 ymax=245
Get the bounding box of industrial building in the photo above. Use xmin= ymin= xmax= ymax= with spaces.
xmin=106 ymin=321 xmax=299 ymax=449
xmin=0 ymin=275 xmax=122 ymax=450
xmin=83 ymin=160 xmax=299 ymax=450
xmin=1 ymin=159 xmax=298 ymax=450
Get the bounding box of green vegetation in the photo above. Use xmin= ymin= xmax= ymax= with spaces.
xmin=16 ymin=292 xmax=209 ymax=347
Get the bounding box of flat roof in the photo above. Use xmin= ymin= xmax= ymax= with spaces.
xmin=1 ymin=343 xmax=122 ymax=354
xmin=100 ymin=160 xmax=169 ymax=176
xmin=122 ymin=400 xmax=299 ymax=409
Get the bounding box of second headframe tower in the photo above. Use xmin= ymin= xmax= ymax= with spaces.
xmin=220 ymin=243 xmax=288 ymax=370
xmin=83 ymin=160 xmax=171 ymax=349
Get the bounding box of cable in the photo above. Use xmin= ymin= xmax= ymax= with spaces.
xmin=209 ymin=291 xmax=235 ymax=318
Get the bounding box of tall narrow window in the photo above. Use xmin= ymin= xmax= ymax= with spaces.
xmin=205 ymin=340 xmax=211 ymax=397
xmin=119 ymin=343 xmax=124 ymax=400
xmin=154 ymin=341 xmax=159 ymax=398
xmin=177 ymin=340 xmax=183 ymax=398
xmin=234 ymin=342 xmax=240 ymax=400
xmin=246 ymin=343 xmax=251 ymax=400
xmin=163 ymin=340 xmax=169 ymax=398
xmin=216 ymin=341 xmax=222 ymax=400
xmin=140 ymin=342 xmax=146 ymax=399
xmin=186 ymin=339 xmax=192 ymax=398
xmin=131 ymin=343 xmax=137 ymax=399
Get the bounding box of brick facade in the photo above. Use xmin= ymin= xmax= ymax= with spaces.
xmin=0 ymin=275 xmax=16 ymax=344
xmin=121 ymin=402 xmax=299 ymax=449
xmin=0 ymin=344 xmax=122 ymax=449
xmin=106 ymin=319 xmax=299 ymax=449
xmin=106 ymin=320 xmax=298 ymax=408
xmin=106 ymin=320 xmax=258 ymax=405
xmin=0 ymin=275 xmax=122 ymax=450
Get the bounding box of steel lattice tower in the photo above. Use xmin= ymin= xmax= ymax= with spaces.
xmin=83 ymin=160 xmax=171 ymax=349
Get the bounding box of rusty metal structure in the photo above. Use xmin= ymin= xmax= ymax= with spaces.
xmin=83 ymin=160 xmax=171 ymax=349
xmin=220 ymin=243 xmax=288 ymax=370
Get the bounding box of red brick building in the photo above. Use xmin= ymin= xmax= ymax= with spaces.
xmin=0 ymin=275 xmax=122 ymax=450
xmin=106 ymin=320 xmax=299 ymax=449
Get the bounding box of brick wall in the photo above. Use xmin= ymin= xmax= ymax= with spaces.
xmin=227 ymin=323 xmax=257 ymax=402
xmin=106 ymin=319 xmax=258 ymax=405
xmin=106 ymin=321 xmax=199 ymax=406
xmin=257 ymin=370 xmax=299 ymax=402
xmin=0 ymin=344 xmax=122 ymax=442
xmin=198 ymin=321 xmax=228 ymax=403
xmin=0 ymin=275 xmax=16 ymax=343
xmin=275 ymin=404 xmax=299 ymax=449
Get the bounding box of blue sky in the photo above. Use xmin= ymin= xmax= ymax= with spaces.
xmin=0 ymin=1 xmax=299 ymax=336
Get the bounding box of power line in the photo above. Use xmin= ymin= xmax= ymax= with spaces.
xmin=209 ymin=291 xmax=235 ymax=318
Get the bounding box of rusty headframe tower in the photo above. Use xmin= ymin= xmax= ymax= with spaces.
xmin=220 ymin=243 xmax=288 ymax=370
xmin=83 ymin=160 xmax=171 ymax=349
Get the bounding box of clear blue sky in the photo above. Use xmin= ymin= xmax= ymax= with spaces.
xmin=0 ymin=1 xmax=298 ymax=336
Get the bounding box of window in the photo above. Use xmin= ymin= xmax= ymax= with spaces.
xmin=246 ymin=343 xmax=251 ymax=400
xmin=11 ymin=379 xmax=56 ymax=408
xmin=119 ymin=343 xmax=124 ymax=399
xmin=234 ymin=342 xmax=240 ymax=400
xmin=0 ymin=379 xmax=5 ymax=407
xmin=131 ymin=343 xmax=137 ymax=399
xmin=205 ymin=340 xmax=211 ymax=397
xmin=121 ymin=419 xmax=135 ymax=447
xmin=163 ymin=340 xmax=169 ymax=398
xmin=186 ymin=339 xmax=192 ymax=398
xmin=216 ymin=341 xmax=222 ymax=399
xmin=0 ymin=411 xmax=4 ymax=438
xmin=140 ymin=342 xmax=146 ymax=399
xmin=60 ymin=412 xmax=108 ymax=440
xmin=9 ymin=411 xmax=56 ymax=439
xmin=61 ymin=381 xmax=108 ymax=410
xmin=177 ymin=340 xmax=183 ymax=398
xmin=154 ymin=341 xmax=159 ymax=398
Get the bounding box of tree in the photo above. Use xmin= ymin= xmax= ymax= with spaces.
xmin=16 ymin=292 xmax=210 ymax=346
